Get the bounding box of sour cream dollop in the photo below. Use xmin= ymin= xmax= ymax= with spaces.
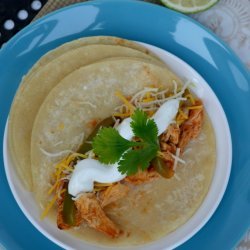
xmin=68 ymin=99 xmax=180 ymax=197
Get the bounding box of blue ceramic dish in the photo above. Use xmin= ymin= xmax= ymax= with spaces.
xmin=0 ymin=1 xmax=249 ymax=249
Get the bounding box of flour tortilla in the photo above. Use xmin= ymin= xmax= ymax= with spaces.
xmin=8 ymin=44 xmax=165 ymax=191
xmin=30 ymin=58 xmax=182 ymax=208
xmin=26 ymin=36 xmax=164 ymax=82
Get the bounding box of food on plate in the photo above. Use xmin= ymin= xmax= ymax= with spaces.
xmin=31 ymin=59 xmax=215 ymax=244
xmin=8 ymin=37 xmax=216 ymax=246
xmin=31 ymin=58 xmax=182 ymax=208
xmin=8 ymin=36 xmax=164 ymax=190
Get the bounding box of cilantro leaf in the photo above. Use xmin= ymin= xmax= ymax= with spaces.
xmin=131 ymin=109 xmax=158 ymax=144
xmin=92 ymin=128 xmax=135 ymax=164
xmin=92 ymin=109 xmax=160 ymax=175
xmin=118 ymin=145 xmax=158 ymax=175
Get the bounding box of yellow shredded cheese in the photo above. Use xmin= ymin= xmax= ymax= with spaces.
xmin=41 ymin=189 xmax=66 ymax=220
xmin=48 ymin=182 xmax=60 ymax=195
xmin=50 ymin=152 xmax=87 ymax=186
xmin=148 ymin=110 xmax=155 ymax=117
xmin=142 ymin=97 xmax=155 ymax=103
xmin=176 ymin=108 xmax=189 ymax=125
xmin=185 ymin=94 xmax=195 ymax=105
xmin=113 ymin=112 xmax=131 ymax=118
xmin=61 ymin=164 xmax=74 ymax=172
xmin=146 ymin=92 xmax=151 ymax=99
xmin=65 ymin=153 xmax=87 ymax=165
xmin=178 ymin=110 xmax=188 ymax=119
xmin=115 ymin=91 xmax=135 ymax=114
xmin=40 ymin=196 xmax=57 ymax=220
xmin=43 ymin=150 xmax=111 ymax=219
xmin=188 ymin=105 xmax=203 ymax=110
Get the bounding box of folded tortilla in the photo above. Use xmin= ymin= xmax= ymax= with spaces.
xmin=30 ymin=58 xmax=215 ymax=245
xmin=8 ymin=36 xmax=216 ymax=245
xmin=8 ymin=42 xmax=165 ymax=191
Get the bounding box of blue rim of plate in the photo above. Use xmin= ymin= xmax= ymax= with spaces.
xmin=0 ymin=0 xmax=249 ymax=249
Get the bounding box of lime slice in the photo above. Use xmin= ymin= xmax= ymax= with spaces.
xmin=160 ymin=0 xmax=219 ymax=14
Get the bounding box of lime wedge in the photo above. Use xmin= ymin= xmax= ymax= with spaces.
xmin=160 ymin=0 xmax=219 ymax=14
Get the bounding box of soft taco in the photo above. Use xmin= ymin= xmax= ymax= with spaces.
xmin=8 ymin=36 xmax=164 ymax=190
xmin=29 ymin=57 xmax=216 ymax=246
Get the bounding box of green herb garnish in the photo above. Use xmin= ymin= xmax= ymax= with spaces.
xmin=93 ymin=109 xmax=159 ymax=175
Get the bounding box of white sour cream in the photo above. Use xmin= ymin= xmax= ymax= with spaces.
xmin=68 ymin=99 xmax=180 ymax=197
xmin=153 ymin=99 xmax=180 ymax=135
xmin=68 ymin=160 xmax=125 ymax=195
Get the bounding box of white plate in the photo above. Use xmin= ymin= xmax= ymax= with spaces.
xmin=3 ymin=42 xmax=232 ymax=250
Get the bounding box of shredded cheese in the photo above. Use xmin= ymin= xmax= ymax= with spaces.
xmin=113 ymin=112 xmax=131 ymax=118
xmin=130 ymin=87 xmax=158 ymax=103
xmin=41 ymin=189 xmax=66 ymax=220
xmin=172 ymin=148 xmax=186 ymax=171
xmin=40 ymin=195 xmax=57 ymax=220
xmin=85 ymin=150 xmax=95 ymax=159
xmin=151 ymin=89 xmax=168 ymax=97
xmin=44 ymin=152 xmax=88 ymax=217
xmin=61 ymin=164 xmax=74 ymax=172
xmin=173 ymin=148 xmax=180 ymax=171
xmin=47 ymin=181 xmax=60 ymax=195
xmin=179 ymin=110 xmax=188 ymax=119
xmin=188 ymin=105 xmax=203 ymax=110
xmin=43 ymin=152 xmax=86 ymax=218
xmin=142 ymin=97 xmax=155 ymax=103
xmin=113 ymin=118 xmax=120 ymax=128
xmin=185 ymin=94 xmax=195 ymax=105
xmin=115 ymin=91 xmax=135 ymax=114
xmin=57 ymin=188 xmax=66 ymax=200
xmin=148 ymin=110 xmax=154 ymax=116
